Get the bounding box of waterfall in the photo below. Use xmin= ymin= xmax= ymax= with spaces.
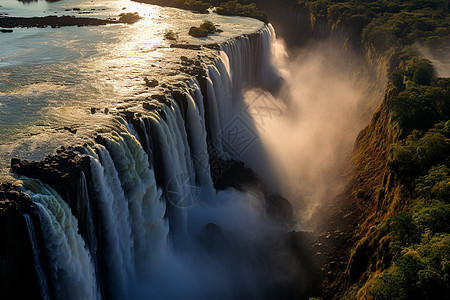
xmin=220 ymin=24 xmax=280 ymax=94
xmin=77 ymin=172 xmax=98 ymax=281
xmin=23 ymin=213 xmax=51 ymax=300
xmin=15 ymin=24 xmax=282 ymax=300
xmin=88 ymin=129 xmax=168 ymax=285
xmin=23 ymin=180 xmax=99 ymax=300
xmin=204 ymin=24 xmax=282 ymax=159
xmin=88 ymin=147 xmax=135 ymax=299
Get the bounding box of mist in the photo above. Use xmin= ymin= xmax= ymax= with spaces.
xmin=243 ymin=37 xmax=384 ymax=228
xmin=130 ymin=188 xmax=283 ymax=300
xmin=418 ymin=45 xmax=450 ymax=77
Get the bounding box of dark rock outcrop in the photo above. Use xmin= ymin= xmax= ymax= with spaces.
xmin=11 ymin=147 xmax=90 ymax=210
xmin=0 ymin=184 xmax=43 ymax=300
xmin=170 ymin=43 xmax=202 ymax=50
xmin=197 ymin=223 xmax=225 ymax=253
xmin=144 ymin=77 xmax=159 ymax=88
xmin=0 ymin=14 xmax=141 ymax=29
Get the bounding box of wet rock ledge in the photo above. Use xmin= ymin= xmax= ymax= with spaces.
xmin=11 ymin=147 xmax=91 ymax=209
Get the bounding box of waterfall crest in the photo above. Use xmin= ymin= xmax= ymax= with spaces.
xmin=17 ymin=24 xmax=283 ymax=300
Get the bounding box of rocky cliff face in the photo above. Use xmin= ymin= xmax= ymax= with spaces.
xmin=1 ymin=148 xmax=91 ymax=299
xmin=11 ymin=147 xmax=91 ymax=211
xmin=0 ymin=184 xmax=42 ymax=300
xmin=258 ymin=1 xmax=449 ymax=298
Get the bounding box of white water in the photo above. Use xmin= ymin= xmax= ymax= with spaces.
xmin=22 ymin=181 xmax=99 ymax=300
xmin=19 ymin=23 xmax=288 ymax=299
xmin=23 ymin=213 xmax=51 ymax=300
xmin=88 ymin=145 xmax=136 ymax=299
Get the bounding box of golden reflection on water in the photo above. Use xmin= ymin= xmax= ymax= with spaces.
xmin=0 ymin=0 xmax=264 ymax=178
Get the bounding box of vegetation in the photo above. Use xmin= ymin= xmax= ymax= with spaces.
xmin=133 ymin=0 xmax=267 ymax=22
xmin=188 ymin=20 xmax=220 ymax=37
xmin=189 ymin=25 xmax=209 ymax=37
xmin=293 ymin=0 xmax=449 ymax=298
xmin=164 ymin=30 xmax=178 ymax=40
xmin=215 ymin=1 xmax=268 ymax=22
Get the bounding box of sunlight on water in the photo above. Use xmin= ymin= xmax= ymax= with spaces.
xmin=0 ymin=0 xmax=263 ymax=179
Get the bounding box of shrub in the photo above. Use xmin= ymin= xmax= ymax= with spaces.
xmin=164 ymin=30 xmax=178 ymax=40
xmin=200 ymin=20 xmax=216 ymax=33
xmin=188 ymin=26 xmax=208 ymax=37
xmin=413 ymin=200 xmax=450 ymax=233
xmin=415 ymin=165 xmax=450 ymax=202
xmin=118 ymin=12 xmax=141 ymax=23
xmin=215 ymin=0 xmax=268 ymax=23
xmin=389 ymin=129 xmax=449 ymax=180
xmin=411 ymin=60 xmax=435 ymax=86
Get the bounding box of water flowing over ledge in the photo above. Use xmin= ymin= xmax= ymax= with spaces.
xmin=1 ymin=25 xmax=306 ymax=300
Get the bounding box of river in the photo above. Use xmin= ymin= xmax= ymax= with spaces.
xmin=0 ymin=0 xmax=263 ymax=180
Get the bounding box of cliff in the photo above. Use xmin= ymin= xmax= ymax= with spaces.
xmin=258 ymin=0 xmax=450 ymax=298
xmin=0 ymin=184 xmax=43 ymax=299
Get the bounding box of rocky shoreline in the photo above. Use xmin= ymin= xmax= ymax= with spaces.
xmin=0 ymin=13 xmax=141 ymax=30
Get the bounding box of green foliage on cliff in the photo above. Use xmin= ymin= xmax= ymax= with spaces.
xmin=297 ymin=0 xmax=450 ymax=55
xmin=215 ymin=1 xmax=268 ymax=22
xmin=133 ymin=0 xmax=267 ymax=22
xmin=292 ymin=1 xmax=450 ymax=299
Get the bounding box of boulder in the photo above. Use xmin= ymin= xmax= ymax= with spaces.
xmin=197 ymin=223 xmax=225 ymax=253
xmin=144 ymin=77 xmax=158 ymax=88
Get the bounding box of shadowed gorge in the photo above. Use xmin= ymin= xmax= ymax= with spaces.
xmin=1 ymin=0 xmax=449 ymax=299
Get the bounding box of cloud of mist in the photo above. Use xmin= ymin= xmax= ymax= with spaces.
xmin=129 ymin=32 xmax=389 ymax=299
xmin=417 ymin=45 xmax=450 ymax=77
xmin=130 ymin=188 xmax=281 ymax=300
xmin=243 ymin=37 xmax=383 ymax=228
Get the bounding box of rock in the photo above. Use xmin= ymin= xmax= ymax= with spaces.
xmin=266 ymin=194 xmax=294 ymax=225
xmin=189 ymin=26 xmax=208 ymax=38
xmin=10 ymin=148 xmax=90 ymax=208
xmin=170 ymin=43 xmax=202 ymax=50
xmin=150 ymin=94 xmax=167 ymax=102
xmin=0 ymin=29 xmax=13 ymax=33
xmin=197 ymin=223 xmax=225 ymax=253
xmin=180 ymin=56 xmax=189 ymax=62
xmin=119 ymin=110 xmax=135 ymax=121
xmin=0 ymin=184 xmax=42 ymax=299
xmin=63 ymin=126 xmax=77 ymax=134
xmin=204 ymin=43 xmax=220 ymax=50
xmin=181 ymin=59 xmax=195 ymax=66
xmin=104 ymin=108 xmax=109 ymax=114
xmin=143 ymin=102 xmax=159 ymax=111
xmin=144 ymin=77 xmax=158 ymax=88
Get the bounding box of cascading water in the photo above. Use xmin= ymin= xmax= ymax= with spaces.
xmin=22 ymin=180 xmax=100 ymax=300
xmin=17 ymin=24 xmax=287 ymax=300
xmin=23 ymin=213 xmax=51 ymax=300
xmin=87 ymin=145 xmax=136 ymax=299
xmin=77 ymin=172 xmax=99 ymax=282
